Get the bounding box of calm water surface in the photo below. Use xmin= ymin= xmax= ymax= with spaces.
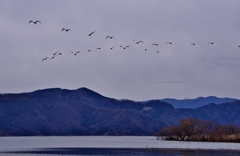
xmin=0 ymin=136 xmax=239 ymax=156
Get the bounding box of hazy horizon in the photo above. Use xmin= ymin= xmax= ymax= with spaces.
xmin=0 ymin=87 xmax=238 ymax=101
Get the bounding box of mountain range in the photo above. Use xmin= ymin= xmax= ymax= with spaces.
xmin=0 ymin=88 xmax=239 ymax=136
xmin=161 ymin=96 xmax=237 ymax=108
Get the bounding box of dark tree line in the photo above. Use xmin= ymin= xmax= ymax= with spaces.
xmin=156 ymin=118 xmax=240 ymax=142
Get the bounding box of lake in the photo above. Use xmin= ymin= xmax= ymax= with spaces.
xmin=0 ymin=136 xmax=239 ymax=155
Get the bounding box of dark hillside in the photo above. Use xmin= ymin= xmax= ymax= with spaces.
xmin=0 ymin=88 xmax=239 ymax=136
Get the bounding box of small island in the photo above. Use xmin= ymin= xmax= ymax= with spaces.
xmin=156 ymin=118 xmax=240 ymax=142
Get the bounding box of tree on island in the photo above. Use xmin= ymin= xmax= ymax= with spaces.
xmin=156 ymin=118 xmax=240 ymax=142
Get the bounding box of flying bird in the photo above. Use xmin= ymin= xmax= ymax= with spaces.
xmin=133 ymin=40 xmax=143 ymax=44
xmin=109 ymin=46 xmax=115 ymax=50
xmin=42 ymin=57 xmax=48 ymax=62
xmin=50 ymin=56 xmax=55 ymax=59
xmin=166 ymin=42 xmax=173 ymax=44
xmin=152 ymin=43 xmax=158 ymax=46
xmin=84 ymin=49 xmax=92 ymax=52
xmin=190 ymin=43 xmax=199 ymax=47
xmin=132 ymin=40 xmax=144 ymax=44
xmin=106 ymin=36 xmax=114 ymax=39
xmin=208 ymin=42 xmax=215 ymax=45
xmin=61 ymin=28 xmax=70 ymax=32
xmin=71 ymin=51 xmax=80 ymax=56
xmin=120 ymin=46 xmax=129 ymax=49
xmin=53 ymin=51 xmax=59 ymax=55
xmin=29 ymin=20 xmax=41 ymax=24
xmin=96 ymin=47 xmax=101 ymax=50
xmin=86 ymin=31 xmax=96 ymax=36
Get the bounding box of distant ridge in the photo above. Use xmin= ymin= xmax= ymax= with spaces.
xmin=161 ymin=96 xmax=237 ymax=108
xmin=0 ymin=87 xmax=240 ymax=136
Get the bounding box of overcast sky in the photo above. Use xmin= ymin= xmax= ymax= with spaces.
xmin=1 ymin=0 xmax=240 ymax=100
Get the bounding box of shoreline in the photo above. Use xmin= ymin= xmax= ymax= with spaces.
xmin=3 ymin=148 xmax=240 ymax=156
xmin=0 ymin=136 xmax=239 ymax=151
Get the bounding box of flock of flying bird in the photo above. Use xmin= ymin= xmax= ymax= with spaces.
xmin=28 ymin=20 xmax=240 ymax=62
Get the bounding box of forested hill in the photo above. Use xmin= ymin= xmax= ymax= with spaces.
xmin=0 ymin=88 xmax=239 ymax=136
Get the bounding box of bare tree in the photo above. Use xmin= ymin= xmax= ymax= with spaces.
xmin=156 ymin=118 xmax=240 ymax=142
